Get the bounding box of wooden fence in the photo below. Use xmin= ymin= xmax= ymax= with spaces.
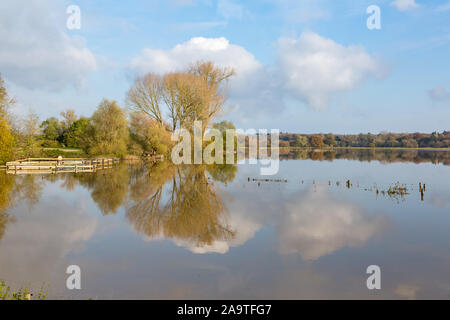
xmin=5 ymin=157 xmax=120 ymax=175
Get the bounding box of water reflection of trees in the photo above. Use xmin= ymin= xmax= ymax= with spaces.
xmin=57 ymin=164 xmax=130 ymax=215
xmin=282 ymin=149 xmax=450 ymax=165
xmin=0 ymin=172 xmax=15 ymax=241
xmin=206 ymin=164 xmax=238 ymax=185
xmin=1 ymin=162 xmax=237 ymax=245
xmin=0 ymin=174 xmax=44 ymax=212
xmin=13 ymin=175 xmax=44 ymax=210
xmin=0 ymin=173 xmax=46 ymax=241
xmin=126 ymin=163 xmax=237 ymax=247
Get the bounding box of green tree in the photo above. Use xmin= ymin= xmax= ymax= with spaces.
xmin=129 ymin=111 xmax=173 ymax=157
xmin=88 ymin=99 xmax=129 ymax=156
xmin=0 ymin=116 xmax=15 ymax=164
xmin=212 ymin=120 xmax=236 ymax=152
xmin=63 ymin=118 xmax=90 ymax=148
xmin=40 ymin=117 xmax=63 ymax=146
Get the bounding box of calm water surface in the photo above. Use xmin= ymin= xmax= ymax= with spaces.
xmin=1 ymin=150 xmax=450 ymax=299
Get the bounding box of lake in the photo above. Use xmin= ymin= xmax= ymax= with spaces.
xmin=1 ymin=149 xmax=450 ymax=299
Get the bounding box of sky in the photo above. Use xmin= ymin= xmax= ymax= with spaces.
xmin=1 ymin=0 xmax=450 ymax=134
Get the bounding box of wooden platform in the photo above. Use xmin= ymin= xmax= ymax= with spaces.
xmin=5 ymin=157 xmax=120 ymax=175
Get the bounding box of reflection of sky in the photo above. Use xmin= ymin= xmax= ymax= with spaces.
xmin=0 ymin=159 xmax=450 ymax=299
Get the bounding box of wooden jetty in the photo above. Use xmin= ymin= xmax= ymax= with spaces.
xmin=5 ymin=157 xmax=120 ymax=175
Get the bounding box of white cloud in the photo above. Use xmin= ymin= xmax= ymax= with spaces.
xmin=278 ymin=186 xmax=388 ymax=260
xmin=277 ymin=32 xmax=382 ymax=110
xmin=0 ymin=196 xmax=97 ymax=289
xmin=176 ymin=208 xmax=262 ymax=254
xmin=428 ymin=86 xmax=450 ymax=102
xmin=129 ymin=36 xmax=270 ymax=116
xmin=174 ymin=184 xmax=389 ymax=259
xmin=0 ymin=0 xmax=97 ymax=91
xmin=130 ymin=36 xmax=261 ymax=78
xmin=130 ymin=33 xmax=384 ymax=117
xmin=390 ymin=0 xmax=420 ymax=11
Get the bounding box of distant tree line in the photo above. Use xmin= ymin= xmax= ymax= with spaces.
xmin=278 ymin=132 xmax=450 ymax=149
xmin=280 ymin=148 xmax=450 ymax=166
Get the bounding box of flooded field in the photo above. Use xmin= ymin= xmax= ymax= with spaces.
xmin=1 ymin=149 xmax=450 ymax=299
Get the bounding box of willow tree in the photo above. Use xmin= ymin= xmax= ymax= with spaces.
xmin=0 ymin=116 xmax=14 ymax=164
xmin=129 ymin=111 xmax=173 ymax=157
xmin=127 ymin=61 xmax=235 ymax=136
xmin=88 ymin=99 xmax=129 ymax=156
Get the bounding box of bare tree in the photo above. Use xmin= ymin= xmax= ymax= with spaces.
xmin=126 ymin=61 xmax=235 ymax=136
xmin=0 ymin=74 xmax=16 ymax=122
xmin=127 ymin=74 xmax=164 ymax=126
xmin=19 ymin=109 xmax=41 ymax=157
xmin=21 ymin=109 xmax=41 ymax=137
xmin=60 ymin=108 xmax=77 ymax=129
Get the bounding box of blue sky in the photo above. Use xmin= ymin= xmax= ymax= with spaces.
xmin=1 ymin=0 xmax=450 ymax=133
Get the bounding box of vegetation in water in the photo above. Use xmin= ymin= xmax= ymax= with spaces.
xmin=0 ymin=280 xmax=48 ymax=300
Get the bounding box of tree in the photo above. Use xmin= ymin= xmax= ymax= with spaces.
xmin=401 ymin=138 xmax=418 ymax=148
xmin=163 ymin=72 xmax=212 ymax=133
xmin=40 ymin=117 xmax=63 ymax=145
xmin=88 ymin=99 xmax=129 ymax=156
xmin=385 ymin=135 xmax=400 ymax=148
xmin=212 ymin=120 xmax=236 ymax=152
xmin=295 ymin=135 xmax=309 ymax=148
xmin=188 ymin=61 xmax=235 ymax=132
xmin=20 ymin=110 xmax=41 ymax=157
xmin=127 ymin=74 xmax=164 ymax=126
xmin=0 ymin=74 xmax=14 ymax=120
xmin=129 ymin=111 xmax=173 ymax=157
xmin=60 ymin=109 xmax=78 ymax=130
xmin=310 ymin=135 xmax=324 ymax=148
xmin=63 ymin=118 xmax=90 ymax=148
xmin=324 ymin=133 xmax=335 ymax=147
xmin=0 ymin=116 xmax=14 ymax=164
xmin=127 ymin=61 xmax=235 ymax=137
xmin=212 ymin=120 xmax=235 ymax=133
